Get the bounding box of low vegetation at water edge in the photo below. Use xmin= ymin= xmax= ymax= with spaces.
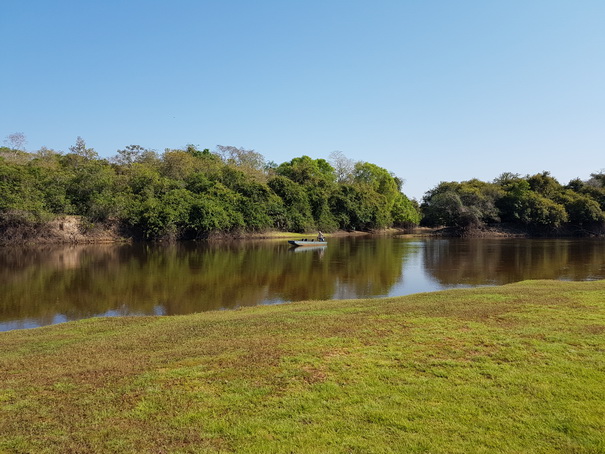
xmin=0 ymin=280 xmax=604 ymax=453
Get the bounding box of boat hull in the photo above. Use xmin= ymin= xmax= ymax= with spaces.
xmin=288 ymin=240 xmax=327 ymax=247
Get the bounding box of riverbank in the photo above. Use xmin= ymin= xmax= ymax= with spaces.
xmin=413 ymin=223 xmax=605 ymax=238
xmin=0 ymin=215 xmax=126 ymax=245
xmin=2 ymin=214 xmax=603 ymax=245
xmin=0 ymin=215 xmax=386 ymax=245
xmin=1 ymin=280 xmax=603 ymax=453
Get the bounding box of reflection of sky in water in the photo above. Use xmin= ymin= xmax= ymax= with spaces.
xmin=381 ymin=243 xmax=476 ymax=298
xmin=0 ymin=306 xmax=169 ymax=331
xmin=389 ymin=247 xmax=440 ymax=296
xmin=328 ymin=240 xmax=478 ymax=300
xmin=99 ymin=305 xmax=167 ymax=317
xmin=0 ymin=314 xmax=69 ymax=332
xmin=261 ymin=298 xmax=288 ymax=306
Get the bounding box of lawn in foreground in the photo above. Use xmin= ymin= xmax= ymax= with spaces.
xmin=0 ymin=280 xmax=604 ymax=453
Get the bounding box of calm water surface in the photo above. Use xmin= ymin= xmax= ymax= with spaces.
xmin=1 ymin=236 xmax=604 ymax=331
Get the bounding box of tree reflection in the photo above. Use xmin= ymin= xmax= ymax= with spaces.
xmin=4 ymin=237 xmax=603 ymax=330
xmin=423 ymin=239 xmax=605 ymax=285
xmin=0 ymin=237 xmax=416 ymax=329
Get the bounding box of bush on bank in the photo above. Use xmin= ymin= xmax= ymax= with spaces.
xmin=421 ymin=172 xmax=605 ymax=235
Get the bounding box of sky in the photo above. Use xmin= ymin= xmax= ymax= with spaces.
xmin=1 ymin=0 xmax=604 ymax=200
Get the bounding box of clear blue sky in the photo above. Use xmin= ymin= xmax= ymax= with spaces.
xmin=2 ymin=0 xmax=604 ymax=200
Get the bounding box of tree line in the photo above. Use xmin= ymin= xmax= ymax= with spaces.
xmin=3 ymin=133 xmax=604 ymax=238
xmin=0 ymin=137 xmax=420 ymax=240
xmin=421 ymin=171 xmax=605 ymax=234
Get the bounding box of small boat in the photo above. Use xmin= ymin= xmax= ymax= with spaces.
xmin=288 ymin=240 xmax=328 ymax=247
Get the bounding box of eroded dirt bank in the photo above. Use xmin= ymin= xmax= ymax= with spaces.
xmin=0 ymin=216 xmax=125 ymax=245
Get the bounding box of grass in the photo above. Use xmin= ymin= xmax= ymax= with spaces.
xmin=0 ymin=280 xmax=604 ymax=453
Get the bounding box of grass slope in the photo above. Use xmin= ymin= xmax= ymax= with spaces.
xmin=1 ymin=280 xmax=604 ymax=453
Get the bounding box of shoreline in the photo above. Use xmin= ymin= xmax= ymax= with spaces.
xmin=1 ymin=216 xmax=603 ymax=246
xmin=0 ymin=216 xmax=409 ymax=245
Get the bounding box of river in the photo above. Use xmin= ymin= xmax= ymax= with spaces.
xmin=1 ymin=236 xmax=604 ymax=331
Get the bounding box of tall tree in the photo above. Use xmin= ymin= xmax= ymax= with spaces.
xmin=114 ymin=144 xmax=147 ymax=166
xmin=329 ymin=150 xmax=355 ymax=183
xmin=69 ymin=137 xmax=98 ymax=160
xmin=216 ymin=145 xmax=266 ymax=180
xmin=3 ymin=132 xmax=27 ymax=150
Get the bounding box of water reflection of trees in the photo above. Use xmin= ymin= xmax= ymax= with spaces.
xmin=269 ymin=237 xmax=416 ymax=302
xmin=6 ymin=238 xmax=602 ymax=329
xmin=423 ymin=239 xmax=605 ymax=286
xmin=0 ymin=238 xmax=416 ymax=328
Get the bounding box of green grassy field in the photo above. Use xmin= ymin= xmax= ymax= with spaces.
xmin=1 ymin=280 xmax=604 ymax=453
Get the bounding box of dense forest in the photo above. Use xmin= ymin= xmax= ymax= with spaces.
xmin=421 ymin=170 xmax=605 ymax=235
xmin=0 ymin=136 xmax=420 ymax=241
xmin=2 ymin=134 xmax=604 ymax=241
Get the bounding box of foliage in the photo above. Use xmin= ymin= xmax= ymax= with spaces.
xmin=5 ymin=135 xmax=605 ymax=238
xmin=0 ymin=159 xmax=48 ymax=220
xmin=268 ymin=175 xmax=314 ymax=232
xmin=329 ymin=185 xmax=378 ymax=230
xmin=216 ymin=144 xmax=266 ymax=181
xmin=555 ymin=190 xmax=605 ymax=226
xmin=422 ymin=171 xmax=605 ymax=233
xmin=391 ymin=193 xmax=421 ymax=227
xmin=68 ymin=136 xmax=98 ymax=160
xmin=422 ymin=180 xmax=502 ymax=228
xmin=113 ymin=144 xmax=148 ymax=166
xmin=276 ymin=155 xmax=336 ymax=186
xmin=0 ymin=142 xmax=418 ymax=239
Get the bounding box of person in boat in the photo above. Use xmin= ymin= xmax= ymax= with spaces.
xmin=317 ymin=231 xmax=325 ymax=242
